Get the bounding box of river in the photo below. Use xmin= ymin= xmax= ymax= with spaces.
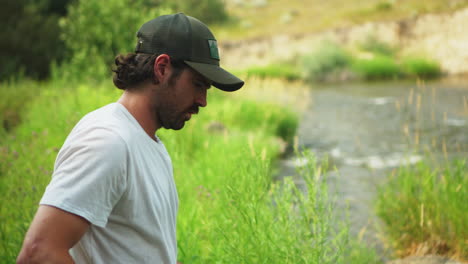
xmin=277 ymin=78 xmax=468 ymax=260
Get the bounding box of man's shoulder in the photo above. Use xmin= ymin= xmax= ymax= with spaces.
xmin=80 ymin=103 xmax=126 ymax=127
xmin=75 ymin=103 xmax=136 ymax=140
xmin=63 ymin=104 xmax=133 ymax=149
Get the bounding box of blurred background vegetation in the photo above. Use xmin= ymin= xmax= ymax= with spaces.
xmin=0 ymin=0 xmax=229 ymax=82
xmin=0 ymin=0 xmax=71 ymax=81
xmin=3 ymin=0 xmax=467 ymax=82
xmin=0 ymin=0 xmax=468 ymax=81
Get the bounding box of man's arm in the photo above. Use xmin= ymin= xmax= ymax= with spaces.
xmin=17 ymin=205 xmax=90 ymax=264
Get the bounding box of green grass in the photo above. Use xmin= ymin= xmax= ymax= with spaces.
xmin=0 ymin=80 xmax=379 ymax=263
xmin=376 ymin=159 xmax=467 ymax=260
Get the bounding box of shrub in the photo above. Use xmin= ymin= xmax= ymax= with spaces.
xmin=401 ymin=57 xmax=441 ymax=79
xmin=351 ymin=55 xmax=401 ymax=80
xmin=301 ymin=42 xmax=351 ymax=82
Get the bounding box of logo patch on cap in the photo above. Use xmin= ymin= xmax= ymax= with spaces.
xmin=208 ymin=39 xmax=219 ymax=60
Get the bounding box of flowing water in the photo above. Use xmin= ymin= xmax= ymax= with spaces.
xmin=277 ymin=78 xmax=468 ymax=260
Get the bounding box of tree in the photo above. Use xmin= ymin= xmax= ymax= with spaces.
xmin=0 ymin=0 xmax=72 ymax=80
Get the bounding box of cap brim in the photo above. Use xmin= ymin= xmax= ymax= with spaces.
xmin=184 ymin=61 xmax=244 ymax=92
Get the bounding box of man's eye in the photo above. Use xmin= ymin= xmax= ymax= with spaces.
xmin=195 ymin=81 xmax=210 ymax=89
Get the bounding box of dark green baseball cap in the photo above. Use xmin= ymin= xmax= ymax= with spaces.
xmin=135 ymin=13 xmax=244 ymax=92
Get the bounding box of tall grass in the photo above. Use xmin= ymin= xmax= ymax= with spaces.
xmin=376 ymin=158 xmax=467 ymax=259
xmin=0 ymin=80 xmax=378 ymax=263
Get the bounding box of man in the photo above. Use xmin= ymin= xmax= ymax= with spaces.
xmin=17 ymin=13 xmax=243 ymax=264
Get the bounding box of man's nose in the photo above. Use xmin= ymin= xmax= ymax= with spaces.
xmin=196 ymin=90 xmax=207 ymax=108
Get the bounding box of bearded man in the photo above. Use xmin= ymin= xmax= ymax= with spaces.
xmin=17 ymin=13 xmax=243 ymax=264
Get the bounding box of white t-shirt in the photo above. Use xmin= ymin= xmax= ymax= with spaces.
xmin=40 ymin=103 xmax=179 ymax=264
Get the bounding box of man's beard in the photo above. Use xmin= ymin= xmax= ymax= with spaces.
xmin=159 ymin=106 xmax=186 ymax=130
xmin=155 ymin=77 xmax=200 ymax=131
xmin=157 ymin=97 xmax=199 ymax=131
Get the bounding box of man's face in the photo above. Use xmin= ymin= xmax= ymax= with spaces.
xmin=155 ymin=68 xmax=210 ymax=130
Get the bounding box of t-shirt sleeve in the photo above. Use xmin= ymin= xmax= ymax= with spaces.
xmin=40 ymin=127 xmax=128 ymax=227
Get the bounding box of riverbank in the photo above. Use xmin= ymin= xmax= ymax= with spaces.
xmin=220 ymin=7 xmax=468 ymax=77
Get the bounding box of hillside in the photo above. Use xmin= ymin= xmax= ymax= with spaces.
xmin=214 ymin=0 xmax=468 ymax=40
xmin=215 ymin=0 xmax=468 ymax=76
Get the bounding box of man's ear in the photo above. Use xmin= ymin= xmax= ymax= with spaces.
xmin=154 ymin=54 xmax=171 ymax=84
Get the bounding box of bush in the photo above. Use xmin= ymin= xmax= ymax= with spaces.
xmin=376 ymin=160 xmax=467 ymax=258
xmin=301 ymin=42 xmax=351 ymax=82
xmin=57 ymin=0 xmax=168 ymax=81
xmin=401 ymin=57 xmax=441 ymax=79
xmin=351 ymin=55 xmax=401 ymax=80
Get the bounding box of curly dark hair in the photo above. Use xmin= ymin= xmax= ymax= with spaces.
xmin=112 ymin=53 xmax=187 ymax=90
